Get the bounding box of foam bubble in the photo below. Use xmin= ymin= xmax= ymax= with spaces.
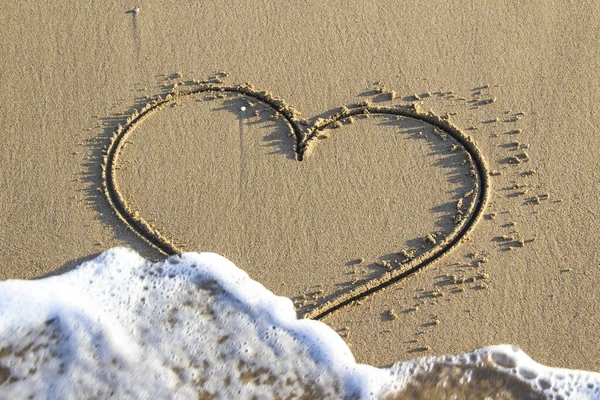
xmin=1 ymin=248 xmax=599 ymax=399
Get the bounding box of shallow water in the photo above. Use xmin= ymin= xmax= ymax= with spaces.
xmin=0 ymin=248 xmax=598 ymax=399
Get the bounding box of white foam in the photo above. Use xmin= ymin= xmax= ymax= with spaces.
xmin=0 ymin=248 xmax=599 ymax=399
xmin=383 ymin=345 xmax=600 ymax=399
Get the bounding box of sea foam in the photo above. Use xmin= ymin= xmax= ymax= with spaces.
xmin=0 ymin=248 xmax=598 ymax=399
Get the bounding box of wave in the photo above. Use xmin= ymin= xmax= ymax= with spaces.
xmin=0 ymin=248 xmax=598 ymax=399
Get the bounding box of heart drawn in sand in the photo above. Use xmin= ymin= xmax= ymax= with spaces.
xmin=101 ymin=82 xmax=489 ymax=320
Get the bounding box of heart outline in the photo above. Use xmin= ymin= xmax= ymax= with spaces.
xmin=101 ymin=83 xmax=490 ymax=320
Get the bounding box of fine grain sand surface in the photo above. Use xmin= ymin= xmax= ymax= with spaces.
xmin=1 ymin=0 xmax=599 ymax=379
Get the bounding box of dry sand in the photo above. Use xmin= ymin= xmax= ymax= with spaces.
xmin=1 ymin=0 xmax=599 ymax=379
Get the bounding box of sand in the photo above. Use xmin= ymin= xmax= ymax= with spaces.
xmin=1 ymin=0 xmax=599 ymax=380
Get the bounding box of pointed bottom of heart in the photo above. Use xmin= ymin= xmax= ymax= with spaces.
xmin=1 ymin=248 xmax=598 ymax=399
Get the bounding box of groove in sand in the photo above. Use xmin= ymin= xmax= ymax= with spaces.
xmin=101 ymin=83 xmax=490 ymax=320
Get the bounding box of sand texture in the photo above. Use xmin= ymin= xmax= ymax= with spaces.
xmin=1 ymin=0 xmax=599 ymax=376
